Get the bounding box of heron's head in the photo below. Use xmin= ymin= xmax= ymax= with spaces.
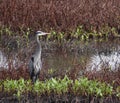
xmin=36 ymin=31 xmax=50 ymax=36
xmin=36 ymin=31 xmax=50 ymax=43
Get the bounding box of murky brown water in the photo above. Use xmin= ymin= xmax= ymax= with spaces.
xmin=0 ymin=39 xmax=120 ymax=73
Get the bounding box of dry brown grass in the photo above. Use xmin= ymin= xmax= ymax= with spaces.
xmin=0 ymin=0 xmax=120 ymax=31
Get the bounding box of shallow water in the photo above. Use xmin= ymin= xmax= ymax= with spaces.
xmin=0 ymin=39 xmax=120 ymax=73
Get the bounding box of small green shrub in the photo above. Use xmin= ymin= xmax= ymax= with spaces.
xmin=0 ymin=76 xmax=119 ymax=99
xmin=116 ymin=86 xmax=120 ymax=97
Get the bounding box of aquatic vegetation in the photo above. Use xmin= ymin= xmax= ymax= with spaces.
xmin=0 ymin=25 xmax=119 ymax=49
xmin=0 ymin=76 xmax=119 ymax=99
xmin=72 ymin=77 xmax=113 ymax=97
xmin=21 ymin=27 xmax=31 ymax=46
xmin=116 ymin=86 xmax=120 ymax=97
xmin=3 ymin=78 xmax=26 ymax=98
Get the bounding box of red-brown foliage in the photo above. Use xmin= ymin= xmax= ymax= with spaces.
xmin=0 ymin=0 xmax=120 ymax=31
xmin=85 ymin=69 xmax=120 ymax=87
xmin=0 ymin=64 xmax=29 ymax=80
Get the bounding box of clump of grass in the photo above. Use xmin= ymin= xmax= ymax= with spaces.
xmin=0 ymin=75 xmax=119 ymax=99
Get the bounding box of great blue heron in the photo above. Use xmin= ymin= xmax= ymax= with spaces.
xmin=28 ymin=31 xmax=50 ymax=83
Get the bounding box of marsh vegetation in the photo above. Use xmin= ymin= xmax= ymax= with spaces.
xmin=0 ymin=0 xmax=120 ymax=102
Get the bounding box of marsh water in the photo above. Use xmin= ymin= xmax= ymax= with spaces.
xmin=0 ymin=39 xmax=120 ymax=74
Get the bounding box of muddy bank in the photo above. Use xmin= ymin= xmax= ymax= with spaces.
xmin=0 ymin=94 xmax=119 ymax=103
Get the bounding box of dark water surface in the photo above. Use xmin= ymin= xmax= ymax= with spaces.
xmin=0 ymin=39 xmax=120 ymax=73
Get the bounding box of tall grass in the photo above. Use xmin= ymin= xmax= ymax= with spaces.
xmin=0 ymin=0 xmax=120 ymax=31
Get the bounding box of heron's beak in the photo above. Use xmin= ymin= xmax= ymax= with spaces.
xmin=38 ymin=32 xmax=50 ymax=36
xmin=43 ymin=32 xmax=50 ymax=35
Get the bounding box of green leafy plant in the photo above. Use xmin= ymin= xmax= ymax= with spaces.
xmin=0 ymin=75 xmax=118 ymax=99
xmin=4 ymin=27 xmax=13 ymax=36
xmin=116 ymin=86 xmax=120 ymax=97
xmin=72 ymin=77 xmax=113 ymax=97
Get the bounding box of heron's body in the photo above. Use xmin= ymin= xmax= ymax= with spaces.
xmin=28 ymin=31 xmax=50 ymax=83
xmin=29 ymin=48 xmax=42 ymax=82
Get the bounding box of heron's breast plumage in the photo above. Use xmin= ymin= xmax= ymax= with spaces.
xmin=33 ymin=54 xmax=42 ymax=74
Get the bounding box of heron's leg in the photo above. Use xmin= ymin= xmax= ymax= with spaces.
xmin=30 ymin=69 xmax=37 ymax=83
xmin=32 ymin=76 xmax=36 ymax=83
xmin=30 ymin=70 xmax=34 ymax=80
xmin=36 ymin=71 xmax=40 ymax=81
xmin=38 ymin=71 xmax=40 ymax=77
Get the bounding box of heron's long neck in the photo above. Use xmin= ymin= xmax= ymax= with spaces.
xmin=37 ymin=35 xmax=42 ymax=57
